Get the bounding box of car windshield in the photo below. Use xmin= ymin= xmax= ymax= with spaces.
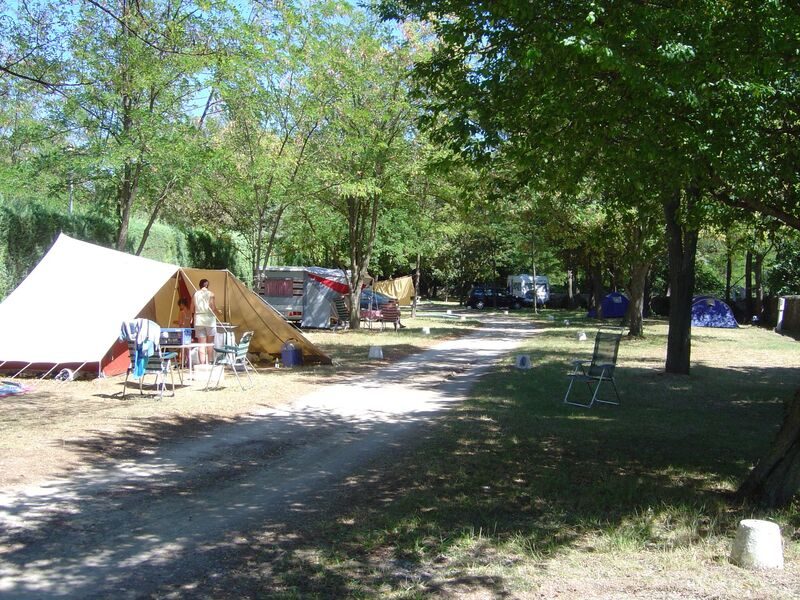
xmin=361 ymin=289 xmax=393 ymax=307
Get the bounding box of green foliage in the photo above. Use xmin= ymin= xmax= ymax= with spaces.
xmin=0 ymin=201 xmax=117 ymax=298
xmin=127 ymin=220 xmax=188 ymax=266
xmin=767 ymin=233 xmax=800 ymax=296
xmin=693 ymin=259 xmax=725 ymax=298
xmin=185 ymin=230 xmax=240 ymax=273
xmin=2 ymin=0 xmax=237 ymax=249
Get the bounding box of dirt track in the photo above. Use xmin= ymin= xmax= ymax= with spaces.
xmin=0 ymin=317 xmax=533 ymax=598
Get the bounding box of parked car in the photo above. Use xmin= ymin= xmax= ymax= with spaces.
xmin=464 ymin=285 xmax=522 ymax=310
xmin=360 ymin=289 xmax=397 ymax=310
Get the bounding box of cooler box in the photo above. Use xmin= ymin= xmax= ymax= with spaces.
xmin=281 ymin=340 xmax=304 ymax=367
xmin=161 ymin=328 xmax=192 ymax=346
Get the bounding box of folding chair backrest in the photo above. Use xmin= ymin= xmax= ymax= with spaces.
xmin=587 ymin=328 xmax=623 ymax=378
xmin=126 ymin=340 xmax=167 ymax=373
xmin=333 ymin=297 xmax=349 ymax=322
xmin=381 ymin=304 xmax=401 ymax=323
xmin=235 ymin=331 xmax=253 ymax=362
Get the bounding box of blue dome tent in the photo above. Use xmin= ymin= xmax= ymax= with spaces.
xmin=588 ymin=292 xmax=629 ymax=319
xmin=691 ymin=296 xmax=738 ymax=328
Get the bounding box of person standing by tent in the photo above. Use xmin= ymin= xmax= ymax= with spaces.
xmin=173 ymin=297 xmax=192 ymax=367
xmin=173 ymin=297 xmax=192 ymax=328
xmin=191 ymin=279 xmax=220 ymax=364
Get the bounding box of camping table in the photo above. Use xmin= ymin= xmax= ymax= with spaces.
xmin=161 ymin=342 xmax=213 ymax=381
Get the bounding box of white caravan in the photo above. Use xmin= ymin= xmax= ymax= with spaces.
xmin=507 ymin=274 xmax=550 ymax=306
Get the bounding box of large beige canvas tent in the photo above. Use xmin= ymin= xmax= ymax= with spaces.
xmin=0 ymin=234 xmax=331 ymax=377
xmin=373 ymin=275 xmax=415 ymax=306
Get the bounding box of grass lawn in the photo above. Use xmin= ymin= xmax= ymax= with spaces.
xmin=258 ymin=311 xmax=800 ymax=598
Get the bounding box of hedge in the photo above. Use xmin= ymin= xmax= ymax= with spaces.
xmin=0 ymin=201 xmax=246 ymax=300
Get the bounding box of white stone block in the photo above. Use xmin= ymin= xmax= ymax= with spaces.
xmin=576 ymin=331 xmax=587 ymax=341
xmin=422 ymin=327 xmax=431 ymax=335
xmin=367 ymin=346 xmax=384 ymax=360
xmin=730 ymin=519 xmax=783 ymax=569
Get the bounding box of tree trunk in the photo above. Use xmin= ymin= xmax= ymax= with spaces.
xmin=115 ymin=159 xmax=140 ymax=251
xmin=567 ymin=269 xmax=574 ymax=308
xmin=664 ymin=189 xmax=699 ymax=375
xmin=412 ymin=253 xmax=420 ymax=318
xmin=590 ymin=264 xmax=603 ymax=318
xmin=754 ymin=253 xmax=764 ymax=323
xmin=625 ymin=262 xmax=649 ymax=337
xmin=744 ymin=250 xmax=753 ymax=321
xmin=725 ymin=249 xmax=733 ymax=304
xmin=347 ymin=191 xmax=381 ymax=329
xmin=136 ymin=177 xmax=177 ymax=256
xmin=737 ymin=389 xmax=800 ymax=507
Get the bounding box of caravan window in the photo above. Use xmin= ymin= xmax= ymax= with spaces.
xmin=263 ymin=278 xmax=293 ymax=297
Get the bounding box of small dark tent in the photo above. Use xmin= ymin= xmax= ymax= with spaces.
xmin=691 ymin=296 xmax=738 ymax=328
xmin=588 ymin=292 xmax=629 ymax=319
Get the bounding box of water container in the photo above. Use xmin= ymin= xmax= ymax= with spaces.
xmin=281 ymin=340 xmax=303 ymax=367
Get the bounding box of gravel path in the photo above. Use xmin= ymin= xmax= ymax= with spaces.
xmin=0 ymin=317 xmax=534 ymax=598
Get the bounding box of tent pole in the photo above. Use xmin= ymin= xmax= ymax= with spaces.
xmin=12 ymin=363 xmax=32 ymax=378
xmin=40 ymin=364 xmax=59 ymax=379
xmin=168 ymin=271 xmax=180 ymax=326
xmin=74 ymin=362 xmax=88 ymax=377
xmin=224 ymin=271 xmax=229 ymax=322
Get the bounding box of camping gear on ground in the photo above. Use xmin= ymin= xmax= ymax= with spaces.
xmin=0 ymin=234 xmax=330 ymax=378
xmin=691 ymin=296 xmax=738 ymax=328
xmin=206 ymin=331 xmax=256 ymax=390
xmin=281 ymin=340 xmax=303 ymax=367
xmin=587 ymin=292 xmax=629 ymax=319
xmin=0 ymin=381 xmax=31 ymax=397
xmin=564 ymin=327 xmax=623 ymax=408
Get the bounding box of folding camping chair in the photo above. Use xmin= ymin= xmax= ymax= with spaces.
xmin=205 ymin=330 xmax=257 ymax=390
xmin=332 ymin=296 xmax=350 ymax=331
xmin=563 ymin=327 xmax=623 ymax=408
xmin=122 ymin=341 xmax=178 ymax=399
xmin=378 ymin=303 xmax=402 ymax=331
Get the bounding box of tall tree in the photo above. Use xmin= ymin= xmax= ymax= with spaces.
xmin=1 ymin=0 xmax=232 ymax=250
xmin=203 ymin=1 xmax=339 ymax=284
xmin=311 ymin=12 xmax=416 ymax=328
